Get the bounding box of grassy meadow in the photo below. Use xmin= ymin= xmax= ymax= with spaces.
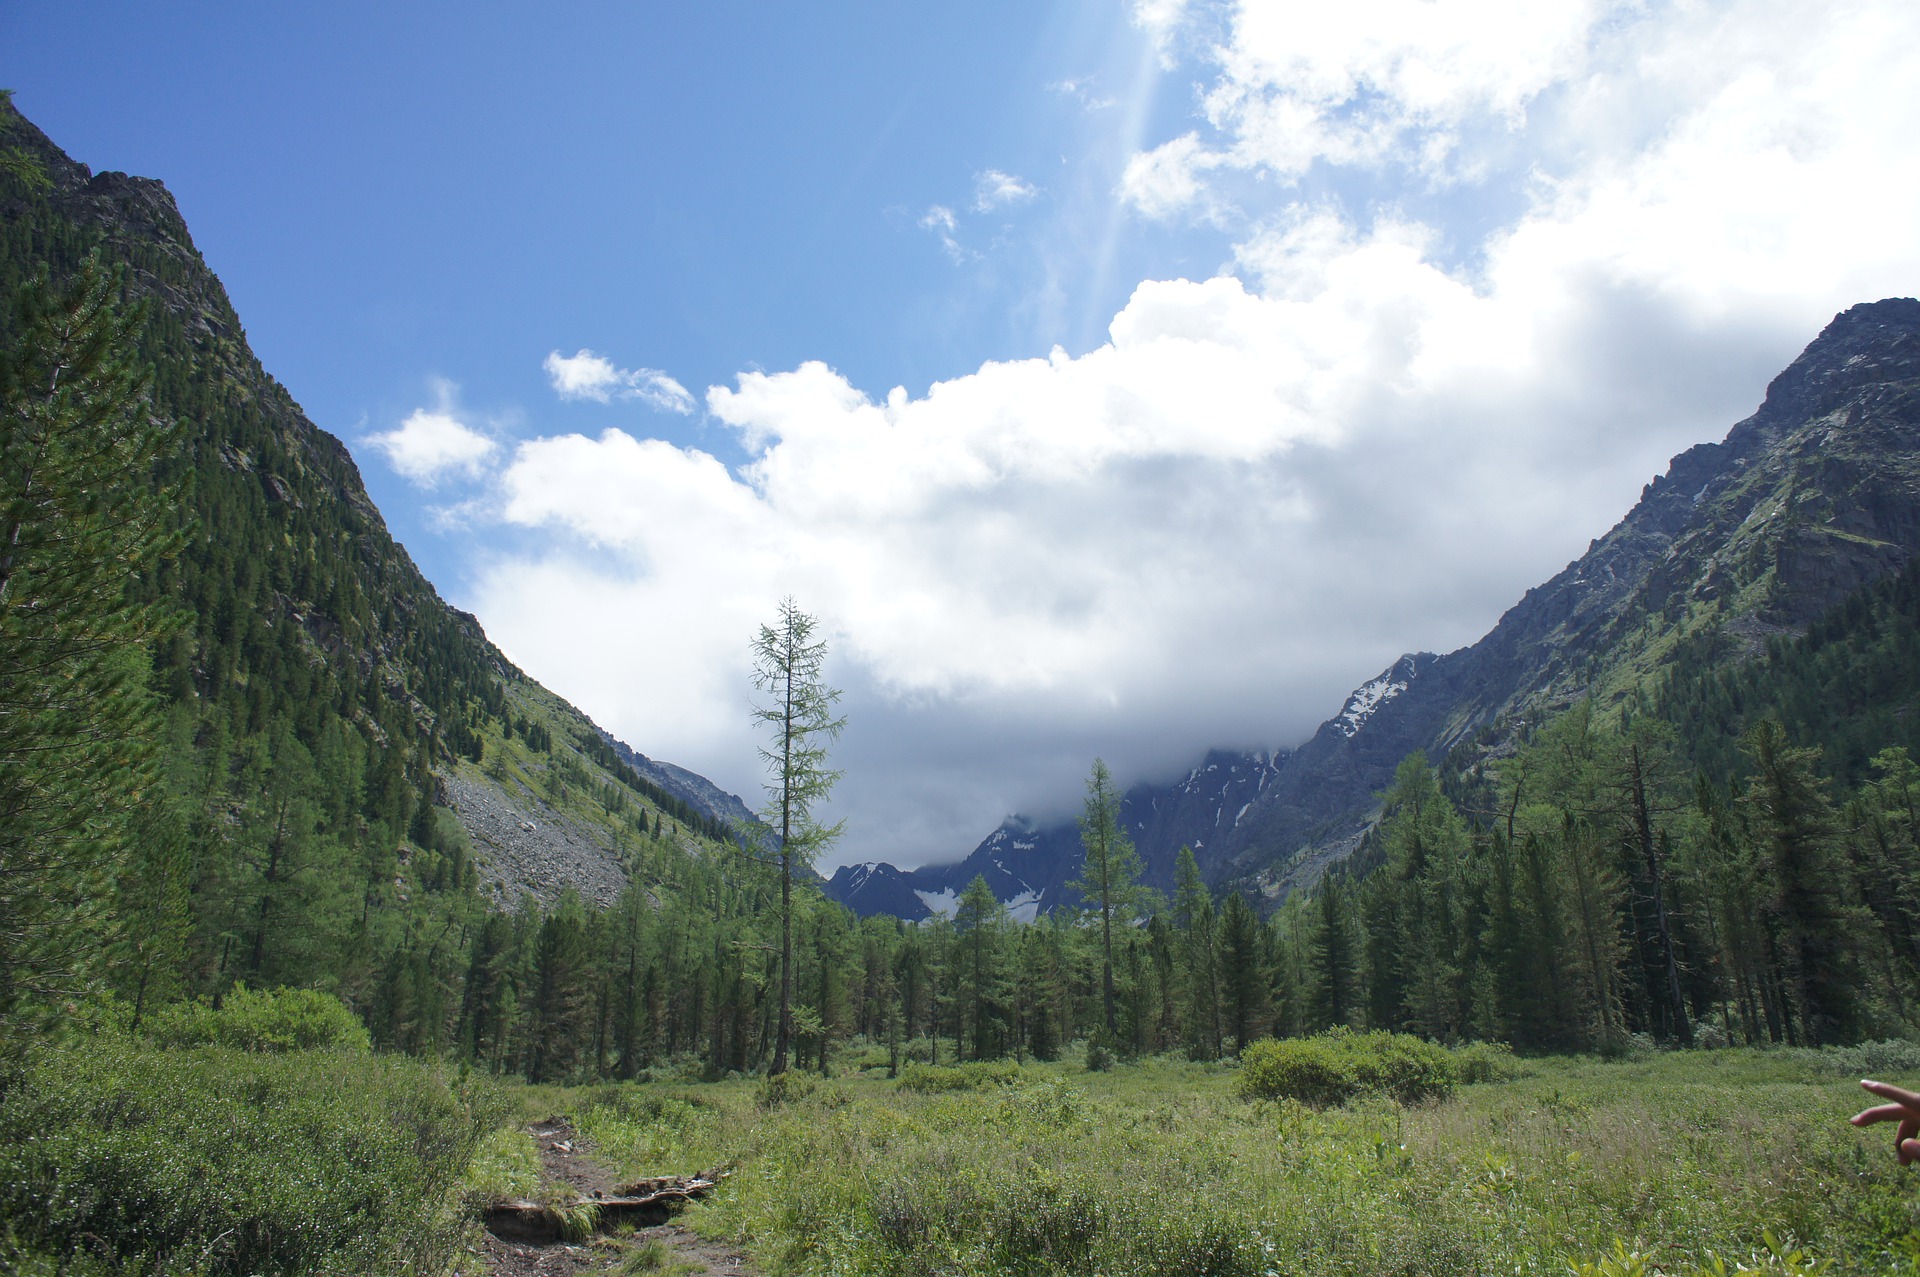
xmin=7 ymin=1027 xmax=1920 ymax=1274
xmin=542 ymin=1044 xmax=1920 ymax=1277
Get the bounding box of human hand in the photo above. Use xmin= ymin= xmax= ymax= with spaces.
xmin=1852 ymin=1079 xmax=1920 ymax=1165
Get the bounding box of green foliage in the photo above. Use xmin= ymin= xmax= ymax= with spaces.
xmin=758 ymin=1068 xmax=823 ymax=1106
xmin=896 ymin=1060 xmax=1024 ymax=1092
xmin=143 ymin=986 xmax=371 ymax=1053
xmin=1567 ymin=1230 xmax=1836 ymax=1276
xmin=1772 ymin=1039 xmax=1920 ymax=1077
xmin=0 ymin=1036 xmax=500 ymax=1275
xmin=620 ymin=1238 xmax=674 ymax=1273
xmin=751 ymin=597 xmax=846 ymax=1077
xmin=1073 ymin=757 xmax=1144 ymax=1039
xmin=0 ymin=257 xmax=186 ymax=1049
xmin=1236 ymin=1028 xmax=1458 ymax=1106
xmin=1454 ymin=1041 xmax=1528 ymax=1084
xmin=1659 ymin=555 xmax=1920 ymax=791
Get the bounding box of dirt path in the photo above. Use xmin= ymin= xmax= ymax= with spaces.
xmin=466 ymin=1118 xmax=758 ymax=1277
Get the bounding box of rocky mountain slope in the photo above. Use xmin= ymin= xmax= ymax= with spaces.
xmin=828 ymin=299 xmax=1920 ymax=918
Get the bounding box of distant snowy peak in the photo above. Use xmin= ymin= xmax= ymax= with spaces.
xmin=1333 ymin=656 xmax=1420 ymax=738
xmin=824 ymin=860 xmax=933 ymax=921
xmin=841 ymin=862 xmax=884 ymax=893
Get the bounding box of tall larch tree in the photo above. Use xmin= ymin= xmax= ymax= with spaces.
xmin=750 ymin=598 xmax=845 ymax=1075
xmin=1072 ymin=757 xmax=1143 ymax=1038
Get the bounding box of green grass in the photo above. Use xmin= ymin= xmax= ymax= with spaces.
xmin=558 ymin=1049 xmax=1920 ymax=1277
xmin=16 ymin=1035 xmax=1909 ymax=1275
xmin=460 ymin=1123 xmax=543 ymax=1207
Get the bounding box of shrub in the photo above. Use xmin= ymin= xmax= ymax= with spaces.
xmin=0 ymin=1036 xmax=500 ymax=1275
xmin=1236 ymin=1029 xmax=1457 ymax=1106
xmin=144 ymin=986 xmax=371 ymax=1053
xmin=1455 ymin=1041 xmax=1528 ymax=1084
xmin=1781 ymin=1038 xmax=1920 ymax=1077
xmin=759 ymin=1069 xmax=821 ymax=1106
xmin=1236 ymin=1035 xmax=1361 ymax=1106
xmin=1352 ymin=1030 xmax=1456 ymax=1104
xmin=896 ymin=1059 xmax=1023 ymax=1092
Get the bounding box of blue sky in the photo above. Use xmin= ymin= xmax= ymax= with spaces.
xmin=9 ymin=1 xmax=1920 ymax=867
xmin=7 ymin=0 xmax=1205 ymax=497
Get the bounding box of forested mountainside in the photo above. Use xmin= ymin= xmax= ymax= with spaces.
xmin=0 ymin=97 xmax=761 ymax=1056
xmin=0 ymin=96 xmax=745 ymax=871
xmin=1224 ymin=296 xmax=1920 ymax=899
xmin=830 ymin=300 xmax=1920 ymax=917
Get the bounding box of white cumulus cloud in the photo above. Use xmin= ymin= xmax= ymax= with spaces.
xmin=364 ymin=389 xmax=497 ymax=487
xmin=543 ymin=348 xmax=695 ymax=414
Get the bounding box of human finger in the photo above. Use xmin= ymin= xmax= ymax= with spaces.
xmin=1861 ymin=1079 xmax=1920 ymax=1110
xmin=1853 ymin=1102 xmax=1914 ymax=1126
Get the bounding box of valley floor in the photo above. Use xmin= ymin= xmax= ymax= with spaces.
xmin=517 ymin=1044 xmax=1920 ymax=1277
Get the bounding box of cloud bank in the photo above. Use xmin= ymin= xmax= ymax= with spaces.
xmin=441 ymin=0 xmax=1919 ymax=868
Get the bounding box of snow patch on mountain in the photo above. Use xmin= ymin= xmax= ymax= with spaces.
xmin=1005 ymin=889 xmax=1043 ymax=924
xmin=1335 ymin=671 xmax=1408 ymax=737
xmin=915 ymin=888 xmax=959 ymax=918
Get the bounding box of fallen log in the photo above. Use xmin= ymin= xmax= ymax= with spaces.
xmin=482 ymin=1175 xmax=721 ymax=1243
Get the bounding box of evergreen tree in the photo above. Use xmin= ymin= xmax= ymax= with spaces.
xmin=749 ymin=598 xmax=845 ymax=1075
xmin=1072 ymin=757 xmax=1143 ymax=1037
xmin=1172 ymin=846 xmax=1222 ymax=1059
xmin=1610 ymin=725 xmax=1693 ymax=1044
xmin=1741 ymin=719 xmax=1866 ymax=1043
xmin=1366 ymin=753 xmax=1472 ymax=1039
xmin=1216 ymin=893 xmax=1267 ymax=1052
xmin=1308 ymin=875 xmax=1356 ymax=1031
xmin=954 ymin=874 xmax=1008 ymax=1060
xmin=526 ymin=893 xmax=593 ymax=1082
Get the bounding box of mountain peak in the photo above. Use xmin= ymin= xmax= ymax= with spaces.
xmin=1750 ymin=296 xmax=1920 ymax=432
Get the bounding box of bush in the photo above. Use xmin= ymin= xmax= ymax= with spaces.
xmin=1781 ymin=1038 xmax=1920 ymax=1077
xmin=1236 ymin=1035 xmax=1360 ymax=1106
xmin=1455 ymin=1041 xmax=1528 ymax=1084
xmin=144 ymin=986 xmax=371 ymax=1053
xmin=896 ymin=1060 xmax=1024 ymax=1092
xmin=0 ymin=1036 xmax=501 ymax=1275
xmin=758 ymin=1069 xmax=821 ymax=1106
xmin=1236 ymin=1029 xmax=1457 ymax=1106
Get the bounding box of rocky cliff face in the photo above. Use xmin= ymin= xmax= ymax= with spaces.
xmin=828 ymin=300 xmax=1920 ymax=918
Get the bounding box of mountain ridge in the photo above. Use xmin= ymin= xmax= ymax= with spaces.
xmin=826 ymin=298 xmax=1920 ymax=919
